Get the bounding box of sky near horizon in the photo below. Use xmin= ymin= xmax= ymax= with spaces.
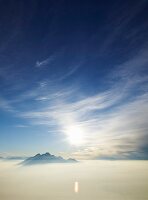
xmin=0 ymin=0 xmax=148 ymax=159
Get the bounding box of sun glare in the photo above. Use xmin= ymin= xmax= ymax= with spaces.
xmin=65 ymin=126 xmax=85 ymax=146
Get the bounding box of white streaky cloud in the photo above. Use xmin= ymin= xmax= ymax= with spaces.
xmin=15 ymin=125 xmax=28 ymax=128
xmin=0 ymin=97 xmax=16 ymax=112
xmin=113 ymin=49 xmax=148 ymax=79
xmin=18 ymin=83 xmax=148 ymax=159
xmin=34 ymin=86 xmax=77 ymax=102
xmin=10 ymin=82 xmax=77 ymax=104
xmin=0 ymin=47 xmax=148 ymax=159
xmin=35 ymin=49 xmax=64 ymax=68
xmin=35 ymin=96 xmax=49 ymax=101
xmin=18 ymin=48 xmax=148 ymax=159
xmin=57 ymin=61 xmax=83 ymax=81
xmin=98 ymin=0 xmax=147 ymax=55
xmin=35 ymin=54 xmax=56 ymax=68
xmin=19 ymin=85 xmax=124 ymax=121
xmin=39 ymin=81 xmax=47 ymax=87
xmin=70 ymin=93 xmax=148 ymax=159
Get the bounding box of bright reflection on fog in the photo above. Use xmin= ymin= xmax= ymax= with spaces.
xmin=74 ymin=181 xmax=79 ymax=193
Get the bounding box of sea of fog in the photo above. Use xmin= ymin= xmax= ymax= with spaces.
xmin=0 ymin=160 xmax=148 ymax=200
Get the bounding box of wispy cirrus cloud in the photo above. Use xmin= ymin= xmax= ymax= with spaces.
xmin=0 ymin=47 xmax=148 ymax=160
xmin=71 ymin=93 xmax=148 ymax=160
xmin=16 ymin=49 xmax=148 ymax=159
xmin=0 ymin=97 xmax=15 ymax=112
xmin=15 ymin=124 xmax=29 ymax=128
xmin=97 ymin=0 xmax=148 ymax=55
xmin=18 ymin=87 xmax=148 ymax=160
xmin=35 ymin=49 xmax=64 ymax=68
xmin=35 ymin=54 xmax=56 ymax=68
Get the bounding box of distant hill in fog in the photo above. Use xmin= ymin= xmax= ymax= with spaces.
xmin=22 ymin=152 xmax=77 ymax=165
xmin=0 ymin=156 xmax=28 ymax=160
xmin=5 ymin=156 xmax=28 ymax=160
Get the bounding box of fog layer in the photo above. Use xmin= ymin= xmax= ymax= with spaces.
xmin=0 ymin=160 xmax=147 ymax=200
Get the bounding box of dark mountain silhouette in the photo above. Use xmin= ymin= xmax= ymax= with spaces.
xmin=22 ymin=152 xmax=77 ymax=165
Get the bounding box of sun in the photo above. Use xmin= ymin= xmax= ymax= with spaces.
xmin=64 ymin=125 xmax=85 ymax=146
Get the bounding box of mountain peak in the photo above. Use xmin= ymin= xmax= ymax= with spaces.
xmin=22 ymin=152 xmax=77 ymax=165
xmin=44 ymin=152 xmax=51 ymax=156
xmin=34 ymin=153 xmax=41 ymax=157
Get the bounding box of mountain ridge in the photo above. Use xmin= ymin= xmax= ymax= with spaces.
xmin=22 ymin=152 xmax=77 ymax=165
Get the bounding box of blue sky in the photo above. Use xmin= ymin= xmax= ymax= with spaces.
xmin=0 ymin=0 xmax=148 ymax=159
